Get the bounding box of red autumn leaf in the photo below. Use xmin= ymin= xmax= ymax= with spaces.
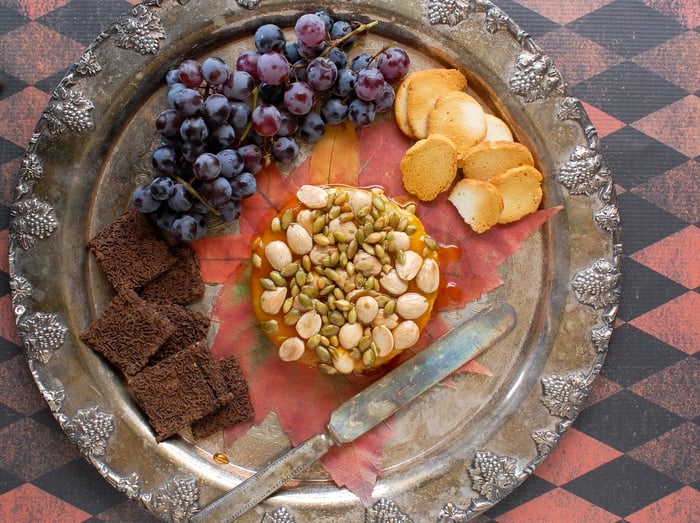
xmin=197 ymin=118 xmax=557 ymax=502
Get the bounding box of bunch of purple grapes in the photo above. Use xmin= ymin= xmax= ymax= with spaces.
xmin=132 ymin=10 xmax=411 ymax=242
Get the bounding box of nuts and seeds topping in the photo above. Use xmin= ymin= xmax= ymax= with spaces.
xmin=251 ymin=185 xmax=441 ymax=374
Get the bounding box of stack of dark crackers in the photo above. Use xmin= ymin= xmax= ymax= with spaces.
xmin=80 ymin=207 xmax=253 ymax=441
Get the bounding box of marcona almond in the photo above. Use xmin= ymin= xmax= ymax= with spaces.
xmin=297 ymin=184 xmax=329 ymax=208
xmin=372 ymin=311 xmax=399 ymax=329
xmin=391 ymin=231 xmax=410 ymax=251
xmin=296 ymin=209 xmax=315 ymax=234
xmin=396 ymin=250 xmax=423 ymax=281
xmin=279 ymin=337 xmax=305 ymax=361
xmin=295 ymin=310 xmax=322 ymax=339
xmin=260 ymin=287 xmax=287 ymax=315
xmin=393 ymin=320 xmax=420 ymax=350
xmin=416 ymin=258 xmax=440 ymax=293
xmin=350 ymin=190 xmax=373 ymax=215
xmin=339 ymin=322 xmax=363 ymax=349
xmin=396 ymin=293 xmax=429 ymax=319
xmin=380 ymin=269 xmax=409 ymax=295
xmin=353 ymin=251 xmax=382 ymax=276
xmin=286 ymin=223 xmax=313 ymax=255
xmin=372 ymin=325 xmax=395 ymax=356
xmin=333 ymin=351 xmax=355 ymax=374
xmin=355 ymin=295 xmax=380 ymax=323
xmin=265 ymin=241 xmax=293 ymax=271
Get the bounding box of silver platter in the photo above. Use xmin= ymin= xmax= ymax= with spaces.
xmin=9 ymin=1 xmax=621 ymax=521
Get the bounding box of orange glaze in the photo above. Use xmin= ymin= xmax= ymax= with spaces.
xmin=250 ymin=185 xmax=443 ymax=374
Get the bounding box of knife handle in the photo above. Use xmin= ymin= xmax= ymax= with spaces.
xmin=191 ymin=432 xmax=336 ymax=522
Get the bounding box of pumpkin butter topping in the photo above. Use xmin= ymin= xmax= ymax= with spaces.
xmin=251 ymin=185 xmax=440 ymax=374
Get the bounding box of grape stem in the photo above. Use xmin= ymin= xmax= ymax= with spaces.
xmin=174 ymin=175 xmax=221 ymax=216
xmin=323 ymin=20 xmax=380 ymax=56
xmin=236 ymin=86 xmax=260 ymax=145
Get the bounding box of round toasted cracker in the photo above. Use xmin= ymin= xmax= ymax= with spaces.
xmin=490 ymin=164 xmax=543 ymax=224
xmin=400 ymin=133 xmax=458 ymax=201
xmin=459 ymin=140 xmax=534 ymax=180
xmin=405 ymin=69 xmax=468 ymax=139
xmin=483 ymin=114 xmax=514 ymax=142
xmin=448 ymin=178 xmax=504 ymax=233
xmin=426 ymin=91 xmax=487 ymax=154
xmin=394 ymin=72 xmax=416 ymax=138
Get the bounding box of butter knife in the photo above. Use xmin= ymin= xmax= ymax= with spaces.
xmin=192 ymin=302 xmax=516 ymax=522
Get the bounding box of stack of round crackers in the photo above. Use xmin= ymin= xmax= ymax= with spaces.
xmin=395 ymin=69 xmax=543 ymax=233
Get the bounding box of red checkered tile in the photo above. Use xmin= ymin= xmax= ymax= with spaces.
xmin=626 ymin=486 xmax=700 ymax=523
xmin=0 ymin=87 xmax=50 ymax=147
xmin=633 ymin=96 xmax=700 ymax=158
xmin=0 ymin=22 xmax=83 ymax=84
xmin=630 ymin=292 xmax=700 ymax=355
xmin=0 ymin=355 xmax=47 ymax=415
xmin=497 ymin=487 xmax=619 ymax=523
xmin=514 ymin=0 xmax=617 ymax=25
xmin=631 ymin=226 xmax=700 ymax=289
xmin=630 ymin=357 xmax=700 ymax=419
xmin=580 ymin=102 xmax=626 ymax=138
xmin=633 ymin=32 xmax=700 ymax=93
xmin=0 ymin=483 xmax=90 ymax=522
xmin=631 ymin=160 xmax=700 ymax=224
xmin=629 ymin=422 xmax=700 ymax=484
xmin=0 ymin=0 xmax=72 ymax=21
xmin=642 ymin=0 xmax=700 ymax=29
xmin=534 ymin=429 xmax=622 ymax=486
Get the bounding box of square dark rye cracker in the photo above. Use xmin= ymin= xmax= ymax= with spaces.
xmin=147 ymin=302 xmax=210 ymax=365
xmin=88 ymin=207 xmax=176 ymax=292
xmin=140 ymin=244 xmax=205 ymax=305
xmin=80 ymin=290 xmax=174 ymax=376
xmin=191 ymin=356 xmax=254 ymax=439
xmin=129 ymin=341 xmax=233 ymax=441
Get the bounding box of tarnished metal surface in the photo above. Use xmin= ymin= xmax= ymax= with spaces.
xmin=9 ymin=1 xmax=620 ymax=521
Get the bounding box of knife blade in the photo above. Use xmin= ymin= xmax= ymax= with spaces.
xmin=192 ymin=302 xmax=516 ymax=522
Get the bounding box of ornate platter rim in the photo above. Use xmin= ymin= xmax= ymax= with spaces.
xmin=8 ymin=1 xmax=621 ymax=521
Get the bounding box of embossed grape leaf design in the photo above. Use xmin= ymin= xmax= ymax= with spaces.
xmin=192 ymin=119 xmax=556 ymax=502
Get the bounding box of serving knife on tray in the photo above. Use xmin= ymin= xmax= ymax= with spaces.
xmin=192 ymin=302 xmax=516 ymax=522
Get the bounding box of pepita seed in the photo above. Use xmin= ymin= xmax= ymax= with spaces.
xmin=384 ymin=299 xmax=396 ymax=315
xmin=328 ymin=205 xmax=341 ymax=220
xmin=374 ymin=216 xmax=387 ymax=230
xmin=359 ymin=335 xmax=372 ymax=352
xmin=362 ymin=348 xmax=376 ymax=367
xmin=301 ymin=284 xmax=318 ymax=298
xmin=280 ymin=262 xmax=299 ymax=278
xmin=283 ymin=297 xmax=294 ymax=314
xmin=271 ymin=216 xmax=282 ymax=232
xmin=356 ymin=206 xmax=370 ymax=219
xmin=269 ymin=271 xmax=287 ymax=287
xmin=347 ymin=240 xmax=358 ymax=259
xmin=325 ymin=268 xmax=341 ymax=282
xmin=364 ymin=275 xmax=376 ymax=290
xmin=347 ymin=307 xmax=357 ymax=324
xmin=295 ymin=270 xmax=307 ymax=286
xmin=396 ymin=249 xmax=406 ymax=264
xmin=372 ymin=195 xmax=385 ymax=212
xmin=350 ymin=348 xmax=361 ymax=360
xmin=281 ymin=208 xmax=294 ymax=230
xmin=335 ymin=299 xmax=352 ymax=311
xmin=333 ymin=230 xmax=350 ymax=243
xmin=260 ymin=278 xmax=276 ymax=291
xmin=339 ymin=211 xmax=354 ymax=223
xmin=334 ymin=191 xmax=349 ymax=206
xmin=397 ymin=216 xmax=409 ymax=232
xmin=406 ymin=203 xmax=417 ymax=214
xmin=320 ymin=335 xmax=330 ymax=347
xmin=298 ymin=293 xmax=313 ymax=308
xmin=283 ymin=309 xmax=301 ymax=326
xmin=302 ymin=255 xmax=312 ymax=272
xmin=330 ymin=335 xmax=340 ymax=348
xmin=314 ymin=300 xmax=329 ymax=315
xmin=424 ymin=235 xmax=438 ymax=251
xmin=363 ymin=222 xmax=374 ymax=237
xmin=333 ymin=287 xmax=345 ymax=300
xmin=252 ymin=253 xmax=262 ymax=268
xmin=339 ymin=251 xmax=348 ymax=267
xmin=405 ymin=225 xmax=417 ymax=235
xmin=260 ymin=319 xmax=279 ymax=333
xmin=315 ymin=345 xmax=332 ymax=363
xmin=362 ymin=242 xmax=375 ymax=256
xmin=313 ymin=216 xmax=327 ymax=234
xmin=320 ymin=284 xmax=335 ymax=297
xmin=375 ymin=244 xmax=386 ymax=259
xmin=389 ymin=213 xmax=400 ymax=228
xmin=321 ymin=324 xmax=340 ymax=337
xmin=365 ymin=232 xmax=384 ymax=244
xmin=329 ymin=310 xmax=345 ymax=326
xmin=319 ymin=363 xmax=337 ymax=374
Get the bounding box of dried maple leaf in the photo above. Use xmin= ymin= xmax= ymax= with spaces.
xmin=195 ymin=119 xmax=558 ymax=502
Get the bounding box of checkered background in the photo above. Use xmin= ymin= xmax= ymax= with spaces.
xmin=0 ymin=0 xmax=697 ymax=521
